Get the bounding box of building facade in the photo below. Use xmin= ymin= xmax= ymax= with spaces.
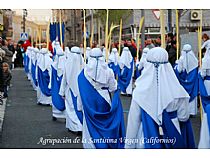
xmin=53 ymin=9 xmax=104 ymax=47
xmin=64 ymin=9 xmax=83 ymax=46
xmin=0 ymin=9 xmax=14 ymax=40
xmin=12 ymin=15 xmax=47 ymax=43
xmin=129 ymin=9 xmax=210 ymax=39
xmin=52 ymin=9 xmax=79 ymax=46
xmin=57 ymin=9 xmax=210 ymax=47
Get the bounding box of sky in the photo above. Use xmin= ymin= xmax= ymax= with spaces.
xmin=13 ymin=9 xmax=52 ymax=24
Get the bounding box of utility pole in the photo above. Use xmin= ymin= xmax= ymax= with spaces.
xmin=141 ymin=9 xmax=145 ymax=49
xmin=74 ymin=9 xmax=76 ymax=44
xmin=168 ymin=9 xmax=172 ymax=33
xmin=90 ymin=9 xmax=94 ymax=45
xmin=84 ymin=9 xmax=93 ymax=47
xmin=22 ymin=9 xmax=27 ymax=33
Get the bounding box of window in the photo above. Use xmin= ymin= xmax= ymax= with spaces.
xmin=42 ymin=30 xmax=46 ymax=39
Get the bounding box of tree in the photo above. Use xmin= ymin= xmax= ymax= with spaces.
xmin=95 ymin=9 xmax=132 ymax=26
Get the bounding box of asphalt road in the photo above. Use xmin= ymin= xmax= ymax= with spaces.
xmin=0 ymin=68 xmax=201 ymax=148
xmin=0 ymin=68 xmax=82 ymax=148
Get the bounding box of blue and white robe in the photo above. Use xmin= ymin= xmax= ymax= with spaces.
xmin=37 ymin=55 xmax=52 ymax=105
xmin=28 ymin=50 xmax=33 ymax=81
xmin=125 ymin=99 xmax=195 ymax=149
xmin=174 ymin=66 xmax=199 ymax=115
xmin=135 ymin=50 xmax=148 ymax=79
xmin=31 ymin=60 xmax=38 ymax=90
xmin=30 ymin=51 xmax=38 ymax=91
xmin=50 ymin=64 xmax=66 ymax=118
xmin=118 ymin=60 xmax=134 ymax=95
xmin=24 ymin=49 xmax=32 ymax=80
xmin=198 ymin=73 xmax=210 ymax=148
xmin=78 ymin=70 xmax=125 ymax=149
xmin=23 ymin=52 xmax=29 ymax=75
xmin=59 ymin=64 xmax=83 ymax=132
xmin=108 ymin=62 xmax=120 ymax=79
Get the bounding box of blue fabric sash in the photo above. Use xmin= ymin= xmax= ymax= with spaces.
xmin=198 ymin=73 xmax=210 ymax=134
xmin=51 ymin=66 xmax=65 ymax=111
xmin=135 ymin=64 xmax=143 ymax=79
xmin=78 ymin=70 xmax=125 ymax=149
xmin=70 ymin=89 xmax=83 ymax=124
xmin=24 ymin=53 xmax=29 ymax=73
xmin=179 ymin=120 xmax=196 ymax=148
xmin=206 ymin=105 xmax=210 ymax=135
xmin=118 ymin=60 xmax=134 ymax=93
xmin=108 ymin=62 xmax=120 ymax=79
xmin=141 ymin=108 xmax=193 ymax=148
xmin=37 ymin=67 xmax=51 ymax=97
xmin=204 ymin=75 xmax=210 ymax=81
xmin=174 ymin=66 xmax=198 ymax=102
xmin=31 ymin=61 xmax=38 ymax=86
xmin=135 ymin=64 xmax=140 ymax=79
xmin=53 ymin=47 xmax=57 ymax=57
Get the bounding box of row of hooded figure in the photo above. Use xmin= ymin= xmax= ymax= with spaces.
xmin=23 ymin=41 xmax=210 ymax=148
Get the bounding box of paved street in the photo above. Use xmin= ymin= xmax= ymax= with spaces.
xmin=0 ymin=68 xmax=201 ymax=148
xmin=0 ymin=68 xmax=82 ymax=148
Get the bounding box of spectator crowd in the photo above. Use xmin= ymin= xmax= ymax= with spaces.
xmin=0 ymin=37 xmax=24 ymax=101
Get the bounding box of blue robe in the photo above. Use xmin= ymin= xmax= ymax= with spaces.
xmin=24 ymin=53 xmax=29 ymax=74
xmin=199 ymin=73 xmax=210 ymax=134
xmin=51 ymin=66 xmax=65 ymax=111
xmin=31 ymin=61 xmax=38 ymax=87
xmin=37 ymin=67 xmax=51 ymax=97
xmin=70 ymin=89 xmax=83 ymax=124
xmin=108 ymin=62 xmax=120 ymax=79
xmin=118 ymin=60 xmax=134 ymax=93
xmin=174 ymin=67 xmax=199 ymax=102
xmin=141 ymin=108 xmax=195 ymax=148
xmin=78 ymin=70 xmax=125 ymax=149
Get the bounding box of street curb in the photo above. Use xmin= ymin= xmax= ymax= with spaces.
xmin=0 ymin=94 xmax=7 ymax=136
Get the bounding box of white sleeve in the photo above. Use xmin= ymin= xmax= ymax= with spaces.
xmin=138 ymin=61 xmax=144 ymax=70
xmin=135 ymin=60 xmax=140 ymax=67
xmin=201 ymin=59 xmax=207 ymax=78
xmin=77 ymin=94 xmax=83 ymax=111
xmin=108 ymin=69 xmax=117 ymax=92
xmin=200 ymin=68 xmax=207 ymax=78
xmin=59 ymin=70 xmax=67 ymax=97
xmin=48 ymin=65 xmax=52 ymax=89
xmin=177 ymin=57 xmax=184 ymax=73
xmin=125 ymin=99 xmax=141 ymax=149
xmin=198 ymin=113 xmax=210 ymax=148
xmin=201 ymin=41 xmax=207 ymax=49
xmin=132 ymin=61 xmax=135 ymax=77
xmin=176 ymin=98 xmax=190 ymax=122
xmin=28 ymin=58 xmax=32 ymax=73
xmin=35 ymin=63 xmax=38 ymax=80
